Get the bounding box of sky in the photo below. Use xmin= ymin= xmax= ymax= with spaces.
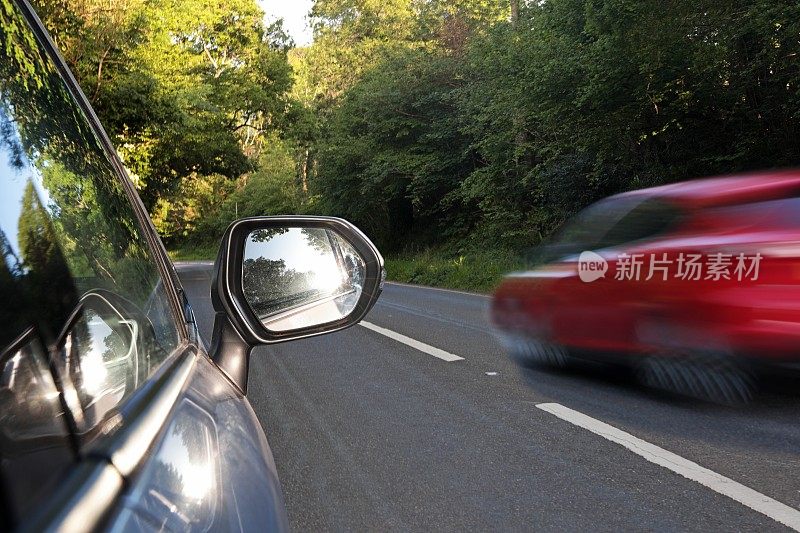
xmin=259 ymin=0 xmax=314 ymax=46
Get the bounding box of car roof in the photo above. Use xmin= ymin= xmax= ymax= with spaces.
xmin=613 ymin=169 xmax=800 ymax=209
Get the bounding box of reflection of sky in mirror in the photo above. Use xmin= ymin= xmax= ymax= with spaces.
xmin=0 ymin=142 xmax=31 ymax=258
xmin=0 ymin=111 xmax=50 ymax=260
xmin=155 ymin=410 xmax=215 ymax=502
xmin=244 ymin=228 xmax=336 ymax=272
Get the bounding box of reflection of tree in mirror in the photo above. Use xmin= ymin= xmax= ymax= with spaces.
xmin=0 ymin=228 xmax=32 ymax=348
xmin=331 ymin=233 xmax=365 ymax=290
xmin=151 ymin=459 xmax=183 ymax=505
xmin=302 ymin=228 xmax=352 ymax=290
xmin=342 ymin=253 xmax=362 ymax=288
xmin=174 ymin=410 xmax=208 ymax=464
xmin=0 ymin=4 xmax=178 ymax=371
xmin=100 ymin=314 xmax=128 ymax=364
xmin=301 ymin=228 xmax=334 ymax=255
xmin=16 ymin=182 xmax=78 ymax=339
xmin=242 ymin=257 xmax=314 ymax=318
xmin=0 ymin=6 xmax=164 ymax=306
xmin=249 ymin=227 xmax=288 ymax=243
xmin=0 ymin=112 xmax=25 ymax=170
xmin=144 ymin=410 xmax=214 ymax=526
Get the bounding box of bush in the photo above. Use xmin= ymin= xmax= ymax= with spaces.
xmin=385 ymin=248 xmax=524 ymax=293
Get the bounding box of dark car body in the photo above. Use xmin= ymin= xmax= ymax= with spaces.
xmin=0 ymin=2 xmax=384 ymax=530
xmin=491 ymin=173 xmax=800 ymax=397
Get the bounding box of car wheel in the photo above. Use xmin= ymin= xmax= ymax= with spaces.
xmin=637 ymin=351 xmax=755 ymax=405
xmin=507 ymin=337 xmax=570 ymax=369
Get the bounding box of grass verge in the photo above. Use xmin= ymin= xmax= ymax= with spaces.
xmin=384 ymin=249 xmax=524 ymax=294
xmin=167 ymin=241 xmax=218 ymax=262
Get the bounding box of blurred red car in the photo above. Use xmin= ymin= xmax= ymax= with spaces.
xmin=491 ymin=171 xmax=800 ymax=402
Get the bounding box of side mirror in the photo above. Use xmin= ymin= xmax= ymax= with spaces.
xmin=209 ymin=216 xmax=384 ymax=392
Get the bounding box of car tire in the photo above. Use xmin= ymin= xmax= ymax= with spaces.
xmin=508 ymin=337 xmax=570 ymax=369
xmin=637 ymin=351 xmax=755 ymax=405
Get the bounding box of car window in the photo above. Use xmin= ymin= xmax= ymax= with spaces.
xmin=705 ymin=197 xmax=800 ymax=230
xmin=536 ymin=196 xmax=645 ymax=262
xmin=598 ymin=199 xmax=682 ymax=249
xmin=552 ymin=197 xmax=643 ymax=247
xmin=536 ymin=197 xmax=681 ymax=263
xmin=0 ymin=2 xmax=180 ymax=521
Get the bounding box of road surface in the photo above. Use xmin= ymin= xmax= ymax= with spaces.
xmin=177 ymin=262 xmax=800 ymax=532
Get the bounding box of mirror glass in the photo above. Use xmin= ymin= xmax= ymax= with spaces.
xmin=62 ymin=293 xmax=141 ymax=430
xmin=242 ymin=227 xmax=366 ymax=331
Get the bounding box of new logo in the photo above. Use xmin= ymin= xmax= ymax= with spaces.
xmin=578 ymin=251 xmax=607 ymax=282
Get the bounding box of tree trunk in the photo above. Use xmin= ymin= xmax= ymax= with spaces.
xmin=299 ymin=149 xmax=309 ymax=194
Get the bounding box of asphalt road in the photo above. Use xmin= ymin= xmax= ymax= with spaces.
xmin=177 ymin=262 xmax=800 ymax=532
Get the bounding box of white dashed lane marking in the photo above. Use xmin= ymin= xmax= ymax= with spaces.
xmin=360 ymin=321 xmax=465 ymax=362
xmin=537 ymin=402 xmax=800 ymax=531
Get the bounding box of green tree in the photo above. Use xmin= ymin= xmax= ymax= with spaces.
xmin=314 ymin=46 xmax=474 ymax=248
xmin=33 ymin=0 xmax=295 ymax=217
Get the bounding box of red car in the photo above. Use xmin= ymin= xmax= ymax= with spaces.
xmin=491 ymin=171 xmax=800 ymax=402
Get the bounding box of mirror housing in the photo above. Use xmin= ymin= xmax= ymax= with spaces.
xmin=208 ymin=216 xmax=384 ymax=393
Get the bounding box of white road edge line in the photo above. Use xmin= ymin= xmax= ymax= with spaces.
xmin=536 ymin=402 xmax=800 ymax=531
xmin=360 ymin=321 xmax=465 ymax=362
xmin=384 ymin=281 xmax=490 ymax=299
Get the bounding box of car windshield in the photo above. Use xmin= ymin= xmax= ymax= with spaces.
xmin=537 ymin=197 xmax=681 ymax=262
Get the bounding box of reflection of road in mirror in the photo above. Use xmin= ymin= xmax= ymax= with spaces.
xmin=242 ymin=227 xmax=366 ymax=331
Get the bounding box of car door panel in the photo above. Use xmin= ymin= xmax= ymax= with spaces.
xmin=108 ymin=353 xmax=288 ymax=532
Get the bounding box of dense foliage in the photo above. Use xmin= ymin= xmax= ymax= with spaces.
xmin=306 ymin=0 xmax=800 ymax=252
xmin=35 ymin=0 xmax=800 ymax=256
xmin=33 ymin=0 xmax=297 ymax=242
